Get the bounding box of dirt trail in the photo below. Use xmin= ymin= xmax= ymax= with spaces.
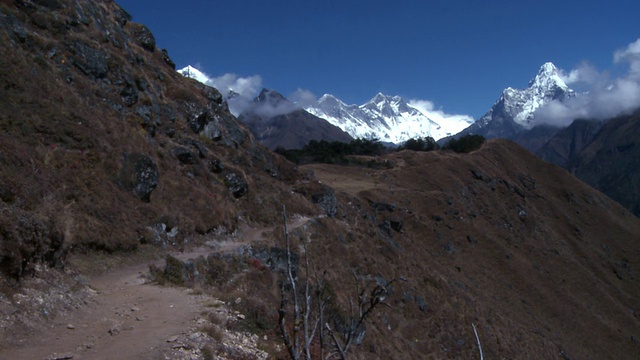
xmin=1 ymin=253 xmax=210 ymax=360
xmin=0 ymin=216 xmax=313 ymax=360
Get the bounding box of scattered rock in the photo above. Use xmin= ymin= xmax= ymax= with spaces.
xmin=172 ymin=146 xmax=194 ymax=164
xmin=191 ymin=140 xmax=208 ymax=158
xmin=378 ymin=219 xmax=403 ymax=237
xmin=467 ymin=235 xmax=477 ymax=244
xmin=207 ymin=159 xmax=224 ymax=173
xmin=45 ymin=353 xmax=75 ymax=360
xmin=471 ymin=169 xmax=492 ymax=182
xmin=120 ymin=84 xmax=139 ymax=106
xmin=415 ymin=295 xmax=429 ymax=313
xmin=67 ymin=324 xmax=75 ymax=329
xmin=113 ymin=4 xmax=132 ymax=26
xmin=518 ymin=209 xmax=527 ymax=220
xmin=224 ymin=172 xmax=248 ymax=198
xmin=372 ymin=201 xmax=396 ymax=212
xmin=108 ymin=324 xmax=121 ymax=336
xmin=166 ymin=335 xmax=180 ymax=343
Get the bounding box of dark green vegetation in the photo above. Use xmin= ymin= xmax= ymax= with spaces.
xmin=275 ymin=135 xmax=484 ymax=167
xmin=398 ymin=136 xmax=440 ymax=152
xmin=275 ymin=138 xmax=387 ymax=165
xmin=442 ymin=134 xmax=486 ymax=153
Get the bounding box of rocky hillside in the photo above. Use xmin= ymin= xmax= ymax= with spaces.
xmin=303 ymin=140 xmax=640 ymax=359
xmin=1 ymin=1 xmax=640 ymax=359
xmin=0 ymin=0 xmax=317 ymax=279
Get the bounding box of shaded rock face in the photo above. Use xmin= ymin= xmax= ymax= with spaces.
xmin=68 ymin=41 xmax=109 ymax=79
xmin=224 ymin=173 xmax=248 ymax=198
xmin=537 ymin=112 xmax=640 ymax=216
xmin=118 ymin=153 xmax=159 ymax=202
xmin=536 ymin=119 xmax=605 ymax=167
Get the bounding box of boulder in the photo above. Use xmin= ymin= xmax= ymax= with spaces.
xmin=172 ymin=146 xmax=194 ymax=164
xmin=130 ymin=23 xmax=155 ymax=52
xmin=120 ymin=84 xmax=138 ymax=106
xmin=207 ymin=159 xmax=224 ymax=173
xmin=224 ymin=172 xmax=248 ymax=198
xmin=118 ymin=153 xmax=159 ymax=202
xmin=217 ymin=113 xmax=247 ymax=146
xmin=311 ymin=185 xmax=337 ymax=217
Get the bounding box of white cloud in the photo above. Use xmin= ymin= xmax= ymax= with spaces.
xmin=614 ymin=38 xmax=640 ymax=79
xmin=288 ymin=88 xmax=318 ymax=108
xmin=557 ymin=61 xmax=601 ymax=85
xmin=206 ymin=73 xmax=263 ymax=99
xmin=408 ymin=99 xmax=474 ymax=130
xmin=533 ymin=38 xmax=640 ymax=127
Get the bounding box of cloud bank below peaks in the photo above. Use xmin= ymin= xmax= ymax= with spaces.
xmin=533 ymin=38 xmax=640 ymax=127
xmin=408 ymin=99 xmax=475 ymax=130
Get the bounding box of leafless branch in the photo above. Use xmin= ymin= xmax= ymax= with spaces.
xmin=472 ymin=323 xmax=484 ymax=360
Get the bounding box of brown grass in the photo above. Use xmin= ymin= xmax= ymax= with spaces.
xmin=3 ymin=1 xmax=640 ymax=359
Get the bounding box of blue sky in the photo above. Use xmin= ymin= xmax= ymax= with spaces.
xmin=117 ymin=0 xmax=639 ymax=119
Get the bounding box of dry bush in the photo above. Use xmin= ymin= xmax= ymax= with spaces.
xmin=201 ymin=324 xmax=225 ymax=342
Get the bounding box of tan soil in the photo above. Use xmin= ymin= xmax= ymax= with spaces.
xmin=1 ymin=253 xmax=209 ymax=360
xmin=0 ymin=216 xmax=313 ymax=360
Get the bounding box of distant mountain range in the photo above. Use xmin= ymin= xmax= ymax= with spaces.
xmin=178 ymin=66 xmax=472 ymax=145
xmin=304 ymin=93 xmax=473 ymax=143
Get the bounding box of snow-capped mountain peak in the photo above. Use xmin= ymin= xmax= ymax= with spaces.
xmin=489 ymin=62 xmax=575 ymax=128
xmin=318 ymin=94 xmax=347 ymax=108
xmin=452 ymin=62 xmax=577 ymax=141
xmin=177 ymin=65 xmax=210 ymax=84
xmin=528 ymin=62 xmax=569 ymax=93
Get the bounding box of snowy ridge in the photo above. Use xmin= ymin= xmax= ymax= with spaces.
xmin=177 ymin=65 xmax=211 ymax=84
xmin=305 ymin=93 xmax=472 ymax=143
